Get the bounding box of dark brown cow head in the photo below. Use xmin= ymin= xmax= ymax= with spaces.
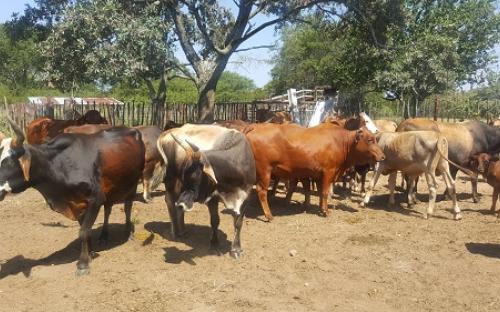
xmin=78 ymin=110 xmax=108 ymax=124
xmin=170 ymin=134 xmax=217 ymax=212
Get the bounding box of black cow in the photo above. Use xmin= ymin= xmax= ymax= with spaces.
xmin=0 ymin=118 xmax=144 ymax=275
xmin=157 ymin=124 xmax=256 ymax=258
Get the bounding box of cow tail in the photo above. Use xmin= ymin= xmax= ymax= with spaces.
xmin=150 ymin=161 xmax=166 ymax=191
xmin=156 ymin=137 xmax=169 ymax=184
xmin=436 ymin=135 xmax=475 ymax=177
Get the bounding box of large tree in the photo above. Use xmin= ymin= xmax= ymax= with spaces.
xmin=37 ymin=0 xmax=174 ymax=124
xmin=375 ymin=0 xmax=500 ymax=117
xmin=270 ymin=0 xmax=499 ymax=117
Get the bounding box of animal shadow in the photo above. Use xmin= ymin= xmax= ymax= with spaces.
xmin=144 ymin=221 xmax=231 ymax=265
xmin=244 ymin=190 xmax=325 ymax=221
xmin=465 ymin=243 xmax=500 ymax=259
xmin=0 ymin=224 xmax=129 ymax=279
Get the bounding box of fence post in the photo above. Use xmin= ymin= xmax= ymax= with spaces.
xmin=434 ymin=96 xmax=439 ymax=121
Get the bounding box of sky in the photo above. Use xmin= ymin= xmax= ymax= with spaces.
xmin=1 ymin=1 xmax=499 ymax=89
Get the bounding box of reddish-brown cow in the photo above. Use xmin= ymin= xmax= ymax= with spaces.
xmin=26 ymin=110 xmax=108 ymax=144
xmin=470 ymin=153 xmax=500 ymax=215
xmin=245 ymin=123 xmax=385 ymax=221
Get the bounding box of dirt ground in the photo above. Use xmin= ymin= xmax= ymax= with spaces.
xmin=0 ymin=173 xmax=499 ymax=312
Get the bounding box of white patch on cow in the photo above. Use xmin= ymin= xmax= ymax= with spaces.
xmin=0 ymin=138 xmax=13 ymax=163
xmin=0 ymin=181 xmax=12 ymax=193
xmin=168 ymin=124 xmax=239 ymax=151
xmin=218 ymin=188 xmax=248 ymax=215
xmin=360 ymin=112 xmax=379 ymax=134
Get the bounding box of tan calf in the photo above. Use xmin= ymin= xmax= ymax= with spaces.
xmin=363 ymin=131 xmax=461 ymax=220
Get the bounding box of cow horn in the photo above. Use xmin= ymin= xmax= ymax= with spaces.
xmin=7 ymin=116 xmax=25 ymax=147
xmin=185 ymin=139 xmax=202 ymax=160
xmin=170 ymin=133 xmax=194 ymax=157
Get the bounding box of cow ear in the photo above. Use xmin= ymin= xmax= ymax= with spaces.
xmin=200 ymin=154 xmax=218 ymax=184
xmin=18 ymin=149 xmax=31 ymax=181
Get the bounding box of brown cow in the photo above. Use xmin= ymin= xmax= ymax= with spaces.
xmin=470 ymin=153 xmax=500 ymax=215
xmin=255 ymin=109 xmax=292 ymax=123
xmin=374 ymin=119 xmax=398 ymax=132
xmin=26 ymin=109 xmax=108 ymax=144
xmin=245 ymin=123 xmax=385 ymax=221
xmin=64 ymin=124 xmax=165 ymax=203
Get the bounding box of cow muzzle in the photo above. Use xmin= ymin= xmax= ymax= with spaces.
xmin=175 ymin=201 xmax=193 ymax=212
xmin=0 ymin=181 xmax=12 ymax=201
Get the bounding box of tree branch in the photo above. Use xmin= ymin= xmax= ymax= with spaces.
xmin=237 ymin=0 xmax=327 ymax=45
xmin=234 ymin=44 xmax=275 ymax=53
xmin=168 ymin=3 xmax=202 ymax=73
xmin=342 ymin=2 xmax=390 ymax=50
xmin=189 ymin=3 xmax=226 ymax=55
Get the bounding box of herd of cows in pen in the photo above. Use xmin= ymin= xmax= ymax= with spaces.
xmin=0 ymin=109 xmax=499 ymax=280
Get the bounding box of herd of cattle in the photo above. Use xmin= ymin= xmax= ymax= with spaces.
xmin=0 ymin=109 xmax=500 ymax=276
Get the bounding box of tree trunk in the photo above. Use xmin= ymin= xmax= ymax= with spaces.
xmin=144 ymin=73 xmax=167 ymax=127
xmin=197 ymin=83 xmax=217 ymax=123
xmin=197 ymin=55 xmax=231 ymax=123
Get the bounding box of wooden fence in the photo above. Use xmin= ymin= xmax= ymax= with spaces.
xmin=5 ymin=100 xmax=292 ymax=130
xmin=5 ymin=97 xmax=499 ymax=131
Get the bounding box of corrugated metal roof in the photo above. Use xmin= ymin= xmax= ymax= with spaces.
xmin=27 ymin=97 xmax=123 ymax=105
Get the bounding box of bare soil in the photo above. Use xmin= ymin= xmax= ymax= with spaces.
xmin=0 ymin=173 xmax=499 ymax=312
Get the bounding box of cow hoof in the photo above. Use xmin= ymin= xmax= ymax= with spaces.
xmin=454 ymin=213 xmax=463 ymax=221
xmin=75 ymin=267 xmax=90 ymax=276
xmin=360 ymin=202 xmax=366 ymax=208
xmin=143 ymin=197 xmax=153 ymax=203
xmin=423 ymin=213 xmax=429 ymax=220
xmin=230 ymin=249 xmax=243 ymax=259
xmin=473 ymin=197 xmax=479 ymax=203
xmin=265 ymin=215 xmax=274 ymax=222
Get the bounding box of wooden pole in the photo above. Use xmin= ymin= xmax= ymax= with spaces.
xmin=434 ymin=96 xmax=439 ymax=121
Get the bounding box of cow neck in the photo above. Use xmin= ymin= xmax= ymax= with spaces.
xmin=24 ymin=144 xmax=57 ymax=188
xmin=341 ymin=130 xmax=358 ymax=169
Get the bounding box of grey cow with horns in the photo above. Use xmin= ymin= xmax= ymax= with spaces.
xmin=157 ymin=124 xmax=256 ymax=258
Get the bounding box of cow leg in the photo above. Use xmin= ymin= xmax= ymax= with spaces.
xmin=165 ymin=191 xmax=186 ymax=238
xmin=388 ymin=172 xmax=397 ymax=205
xmin=270 ymin=177 xmax=279 ymax=197
xmin=423 ymin=173 xmax=437 ymax=219
xmin=256 ymin=169 xmax=273 ymax=221
xmin=360 ymin=171 xmax=367 ymax=194
xmin=143 ymin=178 xmax=152 ymax=203
xmin=76 ymin=204 xmax=101 ymax=276
xmin=320 ymin=174 xmax=334 ymax=216
xmin=302 ymin=179 xmax=311 ymax=210
xmin=207 ymin=197 xmax=221 ymax=255
xmin=124 ymin=200 xmax=134 ymax=240
xmin=406 ymin=176 xmax=417 ymax=207
xmin=471 ymin=173 xmax=479 ymax=203
xmin=442 ymin=169 xmax=461 ymax=220
xmin=98 ymin=203 xmax=112 ymax=244
xmin=285 ymin=179 xmax=298 ymax=203
xmin=230 ymin=203 xmax=248 ymax=259
xmin=491 ymin=187 xmax=499 ymax=214
xmin=362 ymin=167 xmax=382 ymax=207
